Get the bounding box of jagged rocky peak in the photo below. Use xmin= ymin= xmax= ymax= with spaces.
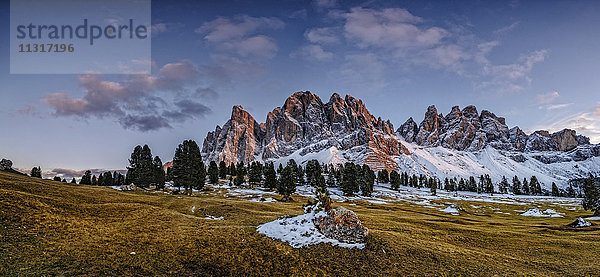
xmin=397 ymin=117 xmax=418 ymax=142
xmin=407 ymin=104 xmax=593 ymax=153
xmin=202 ymin=90 xmax=402 ymax=171
xmin=201 ymin=105 xmax=265 ymax=165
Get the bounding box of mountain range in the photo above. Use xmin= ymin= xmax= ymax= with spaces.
xmin=201 ymin=91 xmax=600 ymax=188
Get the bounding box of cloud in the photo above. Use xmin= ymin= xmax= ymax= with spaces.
xmin=305 ymin=27 xmax=340 ymax=44
xmin=536 ymin=103 xmax=600 ymax=143
xmin=478 ymin=50 xmax=548 ymax=94
xmin=150 ymin=23 xmax=183 ymax=37
xmin=299 ymin=6 xmax=547 ymax=94
xmin=47 ymin=168 xmax=127 ymax=180
xmin=343 ymin=7 xmax=447 ymax=50
xmin=41 ymin=61 xmax=213 ymax=132
xmin=338 ymin=53 xmax=388 ymax=92
xmin=291 ymin=44 xmax=334 ymax=61
xmin=314 ymin=0 xmax=337 ymax=10
xmin=196 ymin=16 xmax=284 ymax=59
xmin=15 ymin=104 xmax=38 ymax=116
xmin=195 ymin=87 xmax=218 ymax=101
xmin=546 ymin=103 xmax=573 ymax=110
xmin=535 ymin=91 xmax=560 ymax=104
xmin=493 ymin=21 xmax=520 ymax=35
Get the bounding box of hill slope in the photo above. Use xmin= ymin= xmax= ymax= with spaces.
xmin=1 ymin=171 xmax=600 ymax=275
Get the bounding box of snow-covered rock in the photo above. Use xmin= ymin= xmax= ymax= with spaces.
xmin=520 ymin=208 xmax=563 ymax=217
xmin=567 ymin=217 xmax=592 ymax=228
xmin=314 ymin=206 xmax=368 ymax=244
xmin=257 ymin=210 xmax=365 ymax=248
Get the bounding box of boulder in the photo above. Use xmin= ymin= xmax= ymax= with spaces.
xmin=567 ymin=217 xmax=592 ymax=228
xmin=0 ymin=159 xmax=13 ymax=171
xmin=314 ymin=206 xmax=368 ymax=243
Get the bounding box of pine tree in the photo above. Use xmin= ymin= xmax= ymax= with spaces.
xmin=277 ymin=165 xmax=296 ymax=201
xmin=208 ymin=161 xmax=219 ymax=184
xmin=359 ymin=164 xmax=375 ymax=196
xmin=80 ymin=170 xmax=92 ymax=185
xmin=103 ymin=171 xmax=114 ymax=187
xmin=377 ymin=170 xmax=389 ymax=184
xmin=512 ymin=176 xmax=521 ymax=195
xmin=263 ymin=162 xmax=277 ymax=189
xmin=429 ymin=177 xmax=437 ymax=195
xmin=234 ymin=161 xmax=245 ymax=186
xmin=390 ymin=171 xmax=401 ymax=190
xmin=91 ymin=175 xmax=97 ymax=186
xmin=126 ymin=145 xmax=155 ymax=188
xmin=172 ymin=140 xmax=206 ymax=195
xmin=341 ymin=162 xmax=359 ymax=196
xmin=30 ymin=166 xmax=42 ymax=178
xmin=53 ymin=176 xmax=61 ymax=181
xmin=551 ymin=182 xmax=560 ymax=197
xmin=529 ymin=176 xmax=540 ymax=195
xmin=98 ymin=173 xmax=104 ymax=186
xmin=248 ymin=162 xmax=263 ymax=186
xmin=326 ymin=172 xmax=336 ymax=187
xmin=71 ymin=177 xmax=77 ymax=184
xmin=582 ymin=174 xmax=600 ymax=216
xmin=305 ymin=160 xmax=322 ymax=186
xmin=218 ymin=161 xmax=228 ymax=179
xmin=499 ymin=176 xmax=509 ymax=194
xmin=165 ymin=167 xmax=173 ymax=182
xmin=522 ymin=178 xmax=530 ymax=195
xmin=153 ymin=156 xmax=165 ymax=189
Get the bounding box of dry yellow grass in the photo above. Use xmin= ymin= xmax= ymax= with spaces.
xmin=1 ymin=170 xmax=599 ymax=276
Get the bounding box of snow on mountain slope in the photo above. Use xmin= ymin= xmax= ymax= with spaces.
xmin=201 ymin=91 xmax=600 ymax=189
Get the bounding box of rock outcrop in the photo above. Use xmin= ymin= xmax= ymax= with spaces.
xmin=202 ymin=91 xmax=402 ymax=170
xmin=398 ymin=105 xmax=595 ymax=159
xmin=314 ymin=206 xmax=368 ymax=244
xmin=202 ymin=105 xmax=266 ymax=165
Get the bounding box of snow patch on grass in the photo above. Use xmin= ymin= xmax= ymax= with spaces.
xmin=520 ymin=208 xmax=563 ymax=217
xmin=440 ymin=205 xmax=460 ymax=215
xmin=257 ymin=212 xmax=365 ymax=249
xmin=204 ymin=215 xmax=224 ymax=220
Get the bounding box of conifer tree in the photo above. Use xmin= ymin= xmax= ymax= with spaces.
xmin=341 ymin=162 xmax=359 ymax=196
xmin=172 ymin=140 xmax=206 ymax=195
xmin=218 ymin=161 xmax=227 ymax=179
xmin=551 ymin=182 xmax=560 ymax=197
xmin=326 ymin=172 xmax=336 ymax=187
xmin=30 ymin=166 xmax=42 ymax=178
xmin=359 ymin=164 xmax=374 ymax=196
xmin=377 ymin=170 xmax=389 ymax=184
xmin=208 ymin=161 xmax=219 ymax=184
xmin=126 ymin=145 xmax=155 ymax=188
xmin=248 ymin=162 xmax=263 ymax=186
xmin=512 ymin=176 xmax=521 ymax=195
xmin=582 ymin=174 xmax=600 ymax=216
xmin=390 ymin=171 xmax=401 ymax=190
xmin=263 ymin=162 xmax=277 ymax=189
xmin=522 ymin=178 xmax=530 ymax=195
xmin=91 ymin=175 xmax=97 ymax=186
xmin=53 ymin=176 xmax=61 ymax=181
xmin=499 ymin=176 xmax=509 ymax=194
xmin=80 ymin=170 xmax=92 ymax=185
xmin=153 ymin=156 xmax=165 ymax=189
xmin=71 ymin=177 xmax=77 ymax=184
xmin=277 ymin=165 xmax=296 ymax=201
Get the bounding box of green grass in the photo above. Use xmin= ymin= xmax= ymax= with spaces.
xmin=1 ymin=170 xmax=599 ymax=276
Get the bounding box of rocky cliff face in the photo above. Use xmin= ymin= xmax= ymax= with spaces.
xmin=397 ymin=105 xmax=595 ymax=158
xmin=201 ymin=92 xmax=599 ymax=177
xmin=202 ymin=91 xmax=404 ymax=170
xmin=202 ymin=105 xmax=266 ymax=165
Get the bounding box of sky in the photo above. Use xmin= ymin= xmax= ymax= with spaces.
xmin=1 ymin=0 xmax=600 ymax=178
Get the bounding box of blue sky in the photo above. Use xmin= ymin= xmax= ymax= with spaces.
xmin=1 ymin=0 xmax=600 ymax=176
